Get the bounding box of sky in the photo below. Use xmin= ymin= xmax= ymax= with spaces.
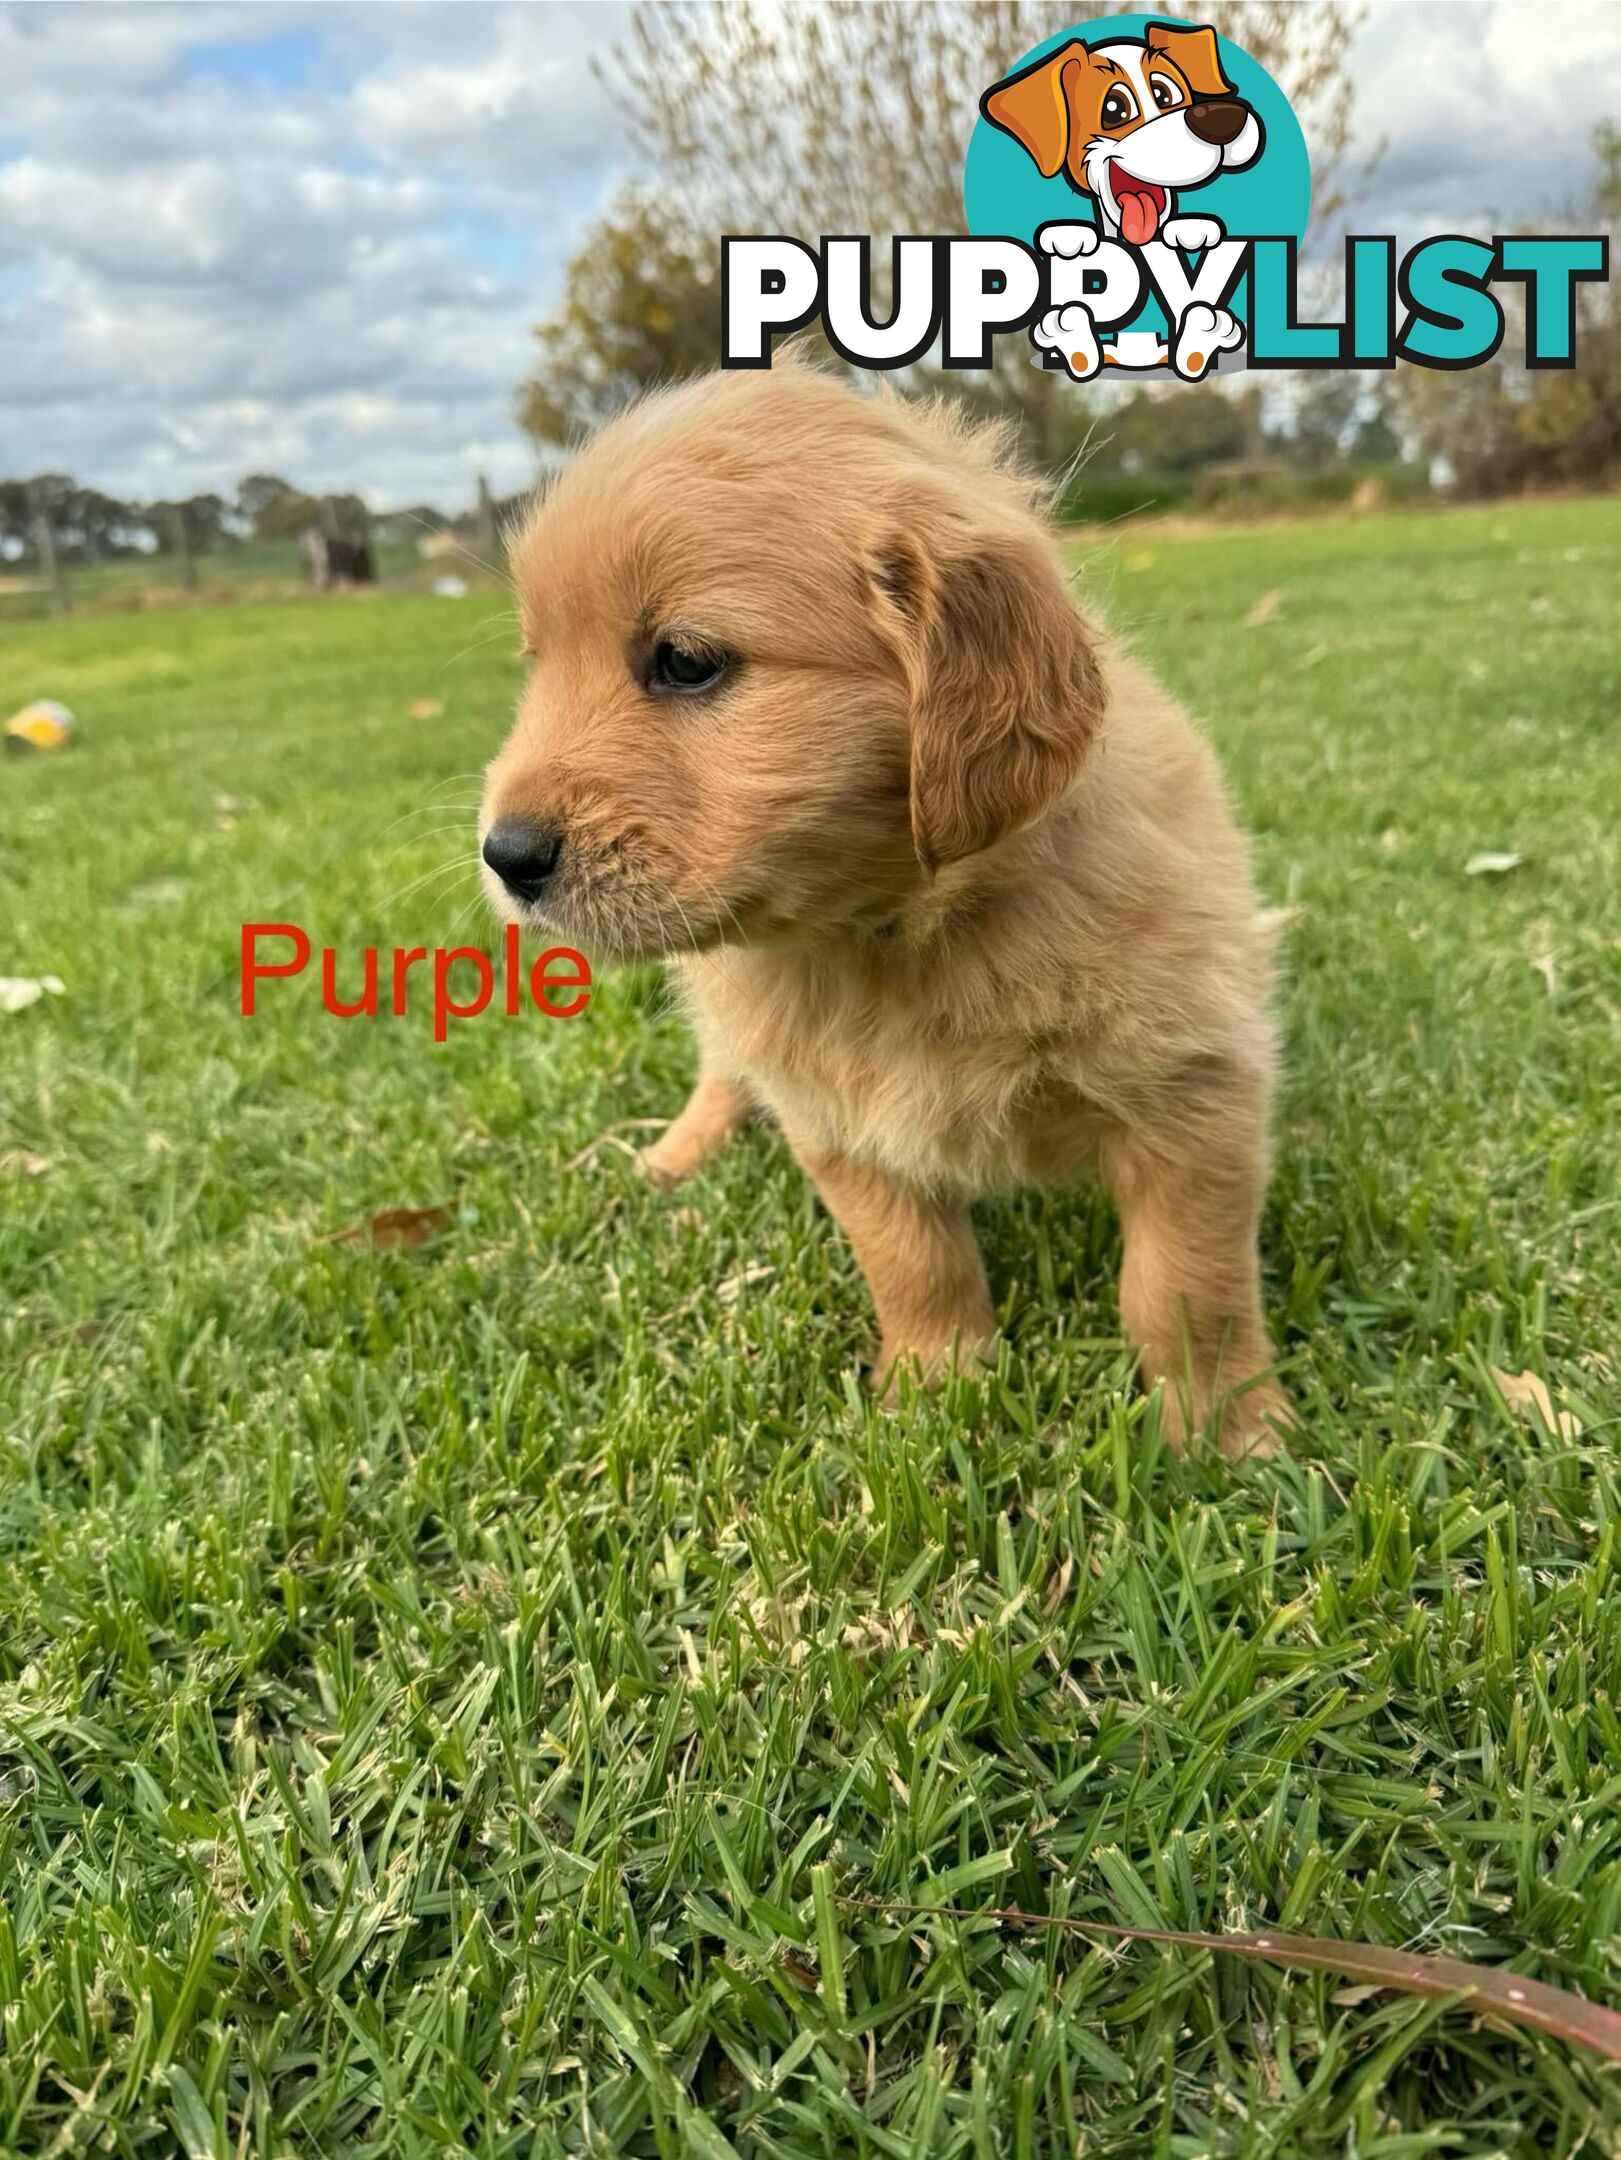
xmin=0 ymin=0 xmax=1615 ymax=515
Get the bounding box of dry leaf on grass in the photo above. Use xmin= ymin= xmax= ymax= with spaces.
xmin=1465 ymin=851 xmax=1524 ymax=877
xmin=1490 ymin=1366 xmax=1582 ymax=1440
xmin=716 ymin=1263 xmax=776 ymax=1305
xmin=563 ymin=1118 xmax=672 ymax=1173
xmin=0 ymin=975 xmax=65 ymax=1014
xmin=1254 ymin=904 xmax=1303 ymax=937
xmin=126 ymin=877 xmax=186 ymax=906
xmin=838 ymin=1899 xmax=1621 ymax=2064
xmin=1242 ymin=588 xmax=1282 ymax=627
xmin=1042 ymin=1554 xmax=1075 ymax=1618
xmin=407 ymin=698 xmax=445 ymax=721
xmin=320 ymin=1204 xmax=452 ymax=1250
xmin=1530 ymin=952 xmax=1556 ymax=997
xmin=0 ymin=1150 xmax=51 ymax=1178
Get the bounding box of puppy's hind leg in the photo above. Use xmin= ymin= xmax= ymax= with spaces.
xmin=640 ymin=1064 xmax=755 ymax=1188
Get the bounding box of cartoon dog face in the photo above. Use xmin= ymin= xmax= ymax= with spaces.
xmin=981 ymin=21 xmax=1262 ymax=245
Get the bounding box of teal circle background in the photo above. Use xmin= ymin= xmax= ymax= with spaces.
xmin=962 ymin=13 xmax=1312 ymax=339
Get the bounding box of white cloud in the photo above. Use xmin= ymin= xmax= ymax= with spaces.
xmin=0 ymin=1 xmax=631 ymax=507
xmin=0 ymin=157 xmax=438 ymax=295
xmin=350 ymin=6 xmax=624 ymax=180
xmin=1346 ymin=0 xmax=1621 ymax=242
xmin=0 ymin=4 xmax=245 ymax=95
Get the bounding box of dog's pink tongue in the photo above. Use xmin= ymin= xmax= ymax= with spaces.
xmin=1119 ymin=189 xmax=1158 ymax=246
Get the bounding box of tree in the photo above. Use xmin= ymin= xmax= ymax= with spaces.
xmin=608 ymin=2 xmax=1361 ymax=250
xmin=1109 ymin=382 xmax=1261 ymax=473
xmin=143 ymin=494 xmax=228 ymax=555
xmin=1398 ymin=124 xmax=1621 ymax=495
xmin=0 ymin=477 xmax=158 ymax=561
xmin=0 ymin=480 xmax=31 ymax=557
xmin=237 ymin=475 xmax=297 ymax=533
xmin=1285 ymin=373 xmax=1401 ymax=467
xmin=237 ymin=474 xmax=318 ymax=540
xmin=518 ymin=189 xmax=722 ymax=448
xmin=62 ymin=487 xmax=136 ymax=560
xmin=520 ymin=2 xmax=1364 ymax=466
xmin=373 ymin=504 xmax=447 ymax=543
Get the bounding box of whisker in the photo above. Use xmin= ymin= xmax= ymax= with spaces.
xmin=395 ymin=506 xmax=514 ymax=589
xmin=378 ymin=807 xmax=482 ymax=837
xmin=451 ymin=887 xmax=490 ymax=940
xmin=380 ymin=853 xmax=483 ymax=912
xmin=378 ymin=836 xmax=480 ymax=879
xmin=437 ymin=614 xmax=526 ymax=678
xmin=377 ymin=817 xmax=481 ymax=848
xmin=421 ymin=769 xmax=491 ymax=795
xmin=685 ymin=872 xmax=750 ymax=991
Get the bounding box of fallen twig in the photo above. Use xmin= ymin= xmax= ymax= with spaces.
xmin=835 ymin=1896 xmax=1621 ymax=2064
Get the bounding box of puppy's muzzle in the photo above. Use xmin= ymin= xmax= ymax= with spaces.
xmin=1186 ymin=98 xmax=1250 ymax=147
xmin=482 ymin=817 xmax=564 ymax=903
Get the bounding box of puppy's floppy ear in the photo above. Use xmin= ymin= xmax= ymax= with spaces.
xmin=1145 ymin=20 xmax=1235 ymax=99
xmin=980 ymin=43 xmax=1086 ymax=180
xmin=871 ymin=522 xmax=1106 ymax=873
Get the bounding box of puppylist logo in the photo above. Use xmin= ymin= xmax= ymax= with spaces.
xmin=721 ymin=13 xmax=1609 ymax=382
xmin=975 ymin=15 xmax=1280 ymax=380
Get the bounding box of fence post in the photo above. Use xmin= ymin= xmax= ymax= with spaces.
xmin=32 ymin=510 xmax=69 ymax=616
xmin=475 ymin=474 xmax=498 ymax=563
xmin=170 ymin=505 xmax=198 ymax=592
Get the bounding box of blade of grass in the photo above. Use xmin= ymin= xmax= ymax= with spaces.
xmin=811 ymin=1864 xmax=846 ymax=2028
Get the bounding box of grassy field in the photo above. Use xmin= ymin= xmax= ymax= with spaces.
xmin=2 ymin=495 xmax=1619 ymax=2156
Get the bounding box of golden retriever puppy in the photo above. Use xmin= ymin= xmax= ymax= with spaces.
xmin=481 ymin=359 xmax=1289 ymax=1456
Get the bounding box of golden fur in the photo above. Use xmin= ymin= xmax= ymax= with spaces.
xmin=482 ymin=359 xmax=1289 ymax=1455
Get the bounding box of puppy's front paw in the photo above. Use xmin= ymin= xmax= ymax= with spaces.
xmin=872 ymin=1327 xmax=997 ymax=1408
xmin=1217 ymin=1378 xmax=1294 ymax=1461
xmin=1153 ymin=1374 xmax=1294 ymax=1460
xmin=1160 ymin=214 xmax=1224 ymax=252
xmin=638 ymin=1129 xmax=705 ymax=1188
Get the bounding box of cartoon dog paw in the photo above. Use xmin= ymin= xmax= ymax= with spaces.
xmin=1034 ymin=303 xmax=1101 ymax=382
xmin=1173 ymin=301 xmax=1244 ymax=380
xmin=1160 ymin=214 xmax=1225 ymax=253
xmin=1037 ymin=222 xmax=1101 ymax=258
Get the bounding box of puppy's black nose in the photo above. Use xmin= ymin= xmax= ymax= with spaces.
xmin=1187 ymin=97 xmax=1249 ymax=146
xmin=482 ymin=817 xmax=563 ymax=901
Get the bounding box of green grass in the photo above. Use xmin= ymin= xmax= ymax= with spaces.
xmin=2 ymin=496 xmax=1619 ymax=2156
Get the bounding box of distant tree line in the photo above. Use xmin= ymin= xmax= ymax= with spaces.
xmin=0 ymin=473 xmax=453 ymax=568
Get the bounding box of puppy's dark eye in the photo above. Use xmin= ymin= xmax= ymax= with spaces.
xmin=1149 ymin=74 xmax=1183 ymax=111
xmin=648 ymin=640 xmax=730 ymax=696
xmin=1101 ymin=87 xmax=1138 ymax=128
